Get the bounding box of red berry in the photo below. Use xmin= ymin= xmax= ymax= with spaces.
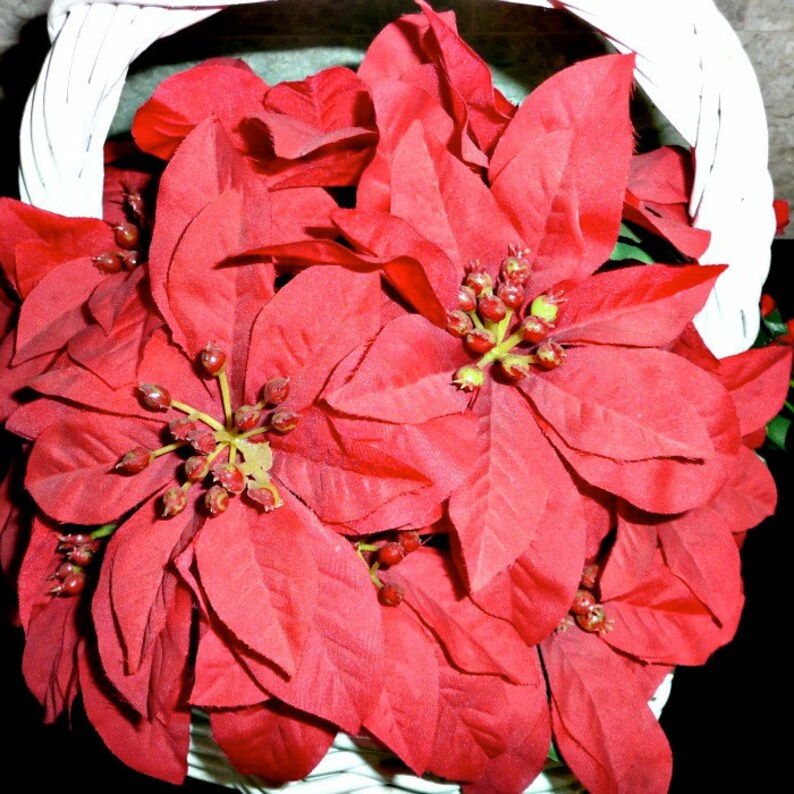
xmin=575 ymin=605 xmax=610 ymax=634
xmin=446 ymin=310 xmax=474 ymax=338
xmin=169 ymin=417 xmax=197 ymax=440
xmin=497 ymin=281 xmax=525 ymax=309
xmin=212 ymin=462 xmax=245 ymax=494
xmin=67 ymin=546 xmax=94 ymax=567
xmin=235 ymin=404 xmax=262 ymax=431
xmin=521 ymin=316 xmax=553 ymax=344
xmin=501 ymin=250 xmax=531 ymax=285
xmin=465 ymin=328 xmax=496 ymax=354
xmin=397 ymin=530 xmax=421 ymax=553
xmin=580 ymin=564 xmax=599 ymax=590
xmin=114 ymin=221 xmax=140 ymax=250
xmin=200 ymin=342 xmax=227 ymax=377
xmin=535 ymin=341 xmax=566 ymax=369
xmin=378 ymin=542 xmax=406 ymax=567
xmin=247 ymin=483 xmax=281 ymax=511
xmin=263 ymin=376 xmax=290 ymax=405
xmin=270 ymin=410 xmax=300 ymax=433
xmin=55 ymin=562 xmax=78 ymax=580
xmin=52 ymin=572 xmax=87 ymax=596
xmin=205 ymin=484 xmax=230 ymax=516
xmin=465 ymin=269 xmax=493 ymax=296
xmin=184 ymin=455 xmax=210 ymax=483
xmin=138 ymin=382 xmax=172 ymax=410
xmin=378 ymin=582 xmax=405 ymax=607
xmin=500 ymin=355 xmax=530 ymax=380
xmin=93 ymin=251 xmax=122 ymax=274
xmin=114 ymin=446 xmax=152 ymax=474
xmin=457 ymin=285 xmax=477 ymax=312
xmin=570 ymin=589 xmax=596 ymax=616
xmin=57 ymin=533 xmax=93 ymax=550
xmin=478 ymin=293 xmax=507 ymax=323
xmin=162 ymin=487 xmax=188 ymax=518
xmin=124 ymin=187 xmax=144 ymax=221
xmin=187 ymin=426 xmax=217 ymax=454
xmin=119 ymin=249 xmax=139 ymax=270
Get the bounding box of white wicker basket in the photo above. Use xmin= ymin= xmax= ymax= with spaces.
xmin=16 ymin=1 xmax=772 ymax=791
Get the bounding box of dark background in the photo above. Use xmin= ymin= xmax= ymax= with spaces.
xmin=1 ymin=11 xmax=792 ymax=793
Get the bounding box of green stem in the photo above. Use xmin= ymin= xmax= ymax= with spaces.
xmin=171 ymin=401 xmax=225 ymax=432
xmin=218 ymin=370 xmax=233 ymax=428
xmin=477 ymin=328 xmax=525 ymax=369
xmin=151 ymin=441 xmax=185 ymax=458
xmin=90 ymin=523 xmax=118 ymax=540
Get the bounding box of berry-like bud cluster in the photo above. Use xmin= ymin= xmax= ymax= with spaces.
xmin=355 ymin=530 xmax=424 ymax=608
xmin=119 ymin=346 xmax=296 ymax=520
xmin=92 ymin=184 xmax=148 ymax=275
xmin=48 ymin=532 xmax=105 ymax=596
xmin=446 ymin=246 xmax=568 ymax=390
xmin=556 ymin=564 xmax=614 ymax=636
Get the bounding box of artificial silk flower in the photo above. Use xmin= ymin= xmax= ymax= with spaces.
xmin=1 ymin=3 xmax=791 ymax=794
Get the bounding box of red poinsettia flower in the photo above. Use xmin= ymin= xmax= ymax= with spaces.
xmin=132 ymin=57 xmax=377 ymax=188
xmin=261 ymin=49 xmax=733 ymax=605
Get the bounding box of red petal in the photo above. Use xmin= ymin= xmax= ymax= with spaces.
xmin=21 ymin=593 xmax=82 ymax=722
xmin=657 ymin=506 xmax=742 ymax=626
xmin=553 ymin=264 xmax=726 ymax=347
xmin=710 ymin=445 xmax=778 ymax=532
xmin=132 ymin=58 xmax=268 ymax=159
xmin=424 ymin=659 xmax=510 ymax=784
xmin=462 ymin=670 xmax=551 ymax=794
xmin=491 ymin=55 xmax=636 ymax=288
xmin=602 ymin=550 xmax=742 ymax=665
xmin=448 ymin=382 xmax=554 ymax=591
xmin=391 ymin=549 xmax=537 ymax=684
xmin=333 ymin=207 xmax=456 ymax=322
xmin=0 ymin=198 xmax=113 ymax=297
xmin=210 ymin=702 xmax=336 ymax=782
xmin=191 ymin=616 xmax=270 ymax=708
xmin=363 ymin=606 xmax=440 ymax=775
xmin=82 ymin=583 xmax=193 ymax=784
xmin=26 ymin=414 xmax=173 ymax=524
xmin=709 ymin=345 xmax=793 ymax=436
xmin=415 ymin=0 xmax=513 ymax=154
xmin=539 ymin=351 xmax=740 ymax=513
xmin=390 ymin=121 xmax=519 ymax=272
xmin=543 ymin=629 xmax=672 ymax=794
xmin=325 ymin=315 xmax=469 ymax=423
xmin=13 ymin=258 xmax=103 ymax=363
xmin=471 ymin=456 xmax=587 ymax=645
xmin=525 ymin=346 xmax=715 ymax=462
xmin=599 ymin=509 xmax=658 ymax=601
xmin=246 ymin=266 xmax=381 ymax=410
xmin=328 ymin=412 xmax=478 ymax=535
xmin=273 ymin=407 xmax=430 ymax=524
xmin=195 ymin=501 xmax=317 ymax=677
xmin=215 ymin=501 xmax=384 ymax=734
xmin=107 ymin=504 xmax=199 ymax=674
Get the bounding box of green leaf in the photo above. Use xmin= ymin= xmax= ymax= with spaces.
xmin=765 ymin=414 xmax=791 ymax=452
xmin=547 ymin=741 xmax=561 ymax=764
xmin=618 ymin=222 xmax=643 ymax=243
xmin=610 ymin=240 xmax=655 ymax=264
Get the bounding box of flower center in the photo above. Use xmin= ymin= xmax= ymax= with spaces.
xmin=446 ymin=246 xmax=567 ymax=390
xmin=115 ymin=342 xmax=298 ymax=519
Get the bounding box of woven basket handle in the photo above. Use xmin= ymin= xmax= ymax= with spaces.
xmin=18 ymin=0 xmax=774 ymax=356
